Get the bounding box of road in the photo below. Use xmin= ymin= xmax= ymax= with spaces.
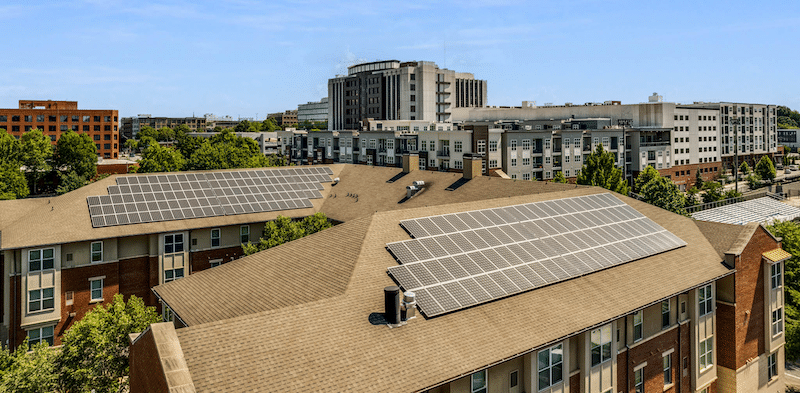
xmin=787 ymin=362 xmax=800 ymax=388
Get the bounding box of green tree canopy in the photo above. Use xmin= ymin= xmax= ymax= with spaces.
xmin=684 ymin=187 xmax=699 ymax=208
xmin=20 ymin=129 xmax=52 ymax=194
xmin=576 ymin=144 xmax=629 ymax=195
xmin=553 ymin=171 xmax=567 ymax=183
xmin=701 ymin=181 xmax=724 ymax=203
xmin=54 ymin=130 xmax=97 ymax=180
xmin=158 ymin=126 xmax=175 ymax=141
xmin=136 ymin=126 xmax=159 ymax=140
xmin=187 ymin=130 xmax=285 ymax=170
xmin=739 ymin=161 xmax=751 ymax=176
xmin=243 ymin=213 xmax=333 ymax=256
xmin=0 ymin=339 xmax=58 ymax=392
xmin=55 ymin=171 xmax=89 ymax=195
xmin=0 ymin=163 xmax=30 ymax=200
xmin=634 ymin=166 xmax=687 ymax=216
xmin=262 ymin=118 xmax=281 ymax=132
xmin=0 ymin=129 xmax=22 ymax=167
xmin=137 ymin=144 xmax=185 ymax=173
xmin=57 ymin=294 xmax=161 ymax=393
xmin=694 ymin=168 xmax=704 ymax=189
xmin=755 ymin=156 xmax=776 ymax=182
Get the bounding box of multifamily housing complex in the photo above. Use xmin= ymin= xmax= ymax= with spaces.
xmin=0 ymin=160 xmax=787 ymax=392
xmin=0 ymin=100 xmax=120 ymax=159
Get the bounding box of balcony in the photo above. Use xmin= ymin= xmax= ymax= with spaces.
xmin=437 ymin=149 xmax=451 ymax=158
xmin=583 ymin=145 xmax=592 ymax=152
xmin=640 ymin=141 xmax=671 ymax=147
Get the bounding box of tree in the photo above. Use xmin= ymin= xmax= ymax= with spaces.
xmin=20 ymin=129 xmax=52 ymax=195
xmin=765 ymin=220 xmax=800 ymax=360
xmin=54 ymin=130 xmax=97 ymax=180
xmin=135 ymin=126 xmax=159 ymax=141
xmin=633 ymin=166 xmax=659 ymax=194
xmin=243 ymin=213 xmax=333 ymax=256
xmin=124 ymin=139 xmax=139 ymax=154
xmin=187 ymin=130 xmax=285 ymax=170
xmin=0 ymin=129 xmax=22 ymax=167
xmin=694 ymin=168 xmax=704 ymax=190
xmin=56 ymin=170 xmax=89 ymax=195
xmin=553 ymin=171 xmax=567 ymax=183
xmin=739 ymin=161 xmax=751 ymax=176
xmin=157 ymin=126 xmax=175 ymax=141
xmin=0 ymin=164 xmax=30 ymax=200
xmin=755 ymin=156 xmax=776 ymax=182
xmin=57 ymin=294 xmax=161 ymax=393
xmin=0 ymin=339 xmax=58 ymax=392
xmin=174 ymin=134 xmax=205 ymax=159
xmin=576 ymin=144 xmax=629 ymax=195
xmin=701 ymin=181 xmax=724 ymax=203
xmin=137 ymin=144 xmax=185 ymax=173
xmin=262 ymin=118 xmax=280 ymax=132
xmin=746 ymin=173 xmax=762 ymax=190
xmin=684 ymin=187 xmax=699 ymax=207
xmin=723 ymin=189 xmax=742 ymax=200
xmin=634 ymin=166 xmax=687 ymax=216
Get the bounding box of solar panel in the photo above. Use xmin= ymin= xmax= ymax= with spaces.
xmin=86 ymin=167 xmax=333 ymax=228
xmin=387 ymin=193 xmax=687 ymax=317
xmin=691 ymin=196 xmax=800 ymax=225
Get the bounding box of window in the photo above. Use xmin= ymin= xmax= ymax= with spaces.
xmin=454 ymin=141 xmax=462 ymax=152
xmin=421 ymin=140 xmax=427 ymax=151
xmin=633 ymin=310 xmax=643 ymax=341
xmin=162 ymin=304 xmax=174 ymax=322
xmin=511 ymin=158 xmax=517 ymax=167
xmin=768 ymin=351 xmax=778 ymax=380
xmin=662 ymin=299 xmax=670 ymax=328
xmin=410 ymin=95 xmax=415 ymax=102
xmin=509 ymin=370 xmax=518 ymax=391
xmin=29 ymin=288 xmax=55 ymax=312
xmin=699 ymin=337 xmax=713 ymax=370
xmin=104 ymin=116 xmax=111 ymax=122
xmin=771 ymin=262 xmax=783 ymax=289
xmin=545 ymin=139 xmax=551 ymax=150
xmin=91 ymin=241 xmax=103 ymax=263
xmin=772 ymin=308 xmax=784 ymax=336
xmin=634 ymin=368 xmax=643 ymax=393
xmin=477 ymin=140 xmax=486 ymax=154
xmin=699 ymin=284 xmax=713 ymax=316
xmin=522 ymin=139 xmax=531 ymax=150
xmin=510 ymin=140 xmax=517 ymax=150
xmin=538 ymin=343 xmax=563 ymax=390
xmin=209 ymin=259 xmax=222 ymax=268
xmin=211 ymin=228 xmax=221 ymax=248
xmin=664 ymin=353 xmax=672 ymax=385
xmin=28 ymin=248 xmax=55 ymax=272
xmin=454 ymin=160 xmax=463 ymax=169
xmin=591 ymin=325 xmax=612 ymax=366
xmin=90 ymin=278 xmax=103 ymax=301
xmin=489 ymin=159 xmax=498 ymax=168
xmin=164 ymin=233 xmax=185 ymax=254
xmin=471 ymin=370 xmax=487 ymax=393
xmin=164 ymin=268 xmax=184 ymax=283
xmin=523 ymin=158 xmax=530 ymax=166
xmin=28 ymin=326 xmax=54 ymax=346
xmin=489 ymin=140 xmax=498 ymax=152
xmin=240 ymin=225 xmax=250 ymax=243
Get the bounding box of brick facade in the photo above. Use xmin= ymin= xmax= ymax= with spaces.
xmin=716 ymin=303 xmax=736 ymax=370
xmin=190 ymin=246 xmax=243 ymax=273
xmin=661 ymin=161 xmax=723 ymax=190
xmin=622 ymin=327 xmax=680 ymax=393
xmin=129 ymin=328 xmax=169 ymax=393
xmin=569 ymin=372 xmax=580 ymax=392
xmin=734 ymin=227 xmax=775 ymax=368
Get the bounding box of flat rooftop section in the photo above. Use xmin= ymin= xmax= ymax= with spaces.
xmin=691 ymin=197 xmax=800 ymax=225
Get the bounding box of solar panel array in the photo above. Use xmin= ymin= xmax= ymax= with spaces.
xmin=386 ymin=193 xmax=686 ymax=317
xmin=86 ymin=167 xmax=333 ymax=228
xmin=691 ymin=196 xmax=800 ymax=225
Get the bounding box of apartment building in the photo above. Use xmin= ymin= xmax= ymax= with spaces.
xmin=0 ymin=100 xmax=119 ymax=159
xmin=452 ymin=94 xmax=776 ymax=190
xmin=126 ymin=163 xmax=787 ymax=393
xmin=267 ymin=109 xmax=298 ymax=126
xmin=121 ymin=115 xmax=206 ymax=139
xmin=328 ymin=60 xmax=487 ymax=130
xmin=297 ymin=97 xmax=328 ymax=123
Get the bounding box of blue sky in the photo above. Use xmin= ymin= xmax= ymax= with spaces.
xmin=1 ymin=0 xmax=798 ymax=118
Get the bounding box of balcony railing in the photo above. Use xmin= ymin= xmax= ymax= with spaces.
xmin=437 ymin=150 xmax=451 ymax=158
xmin=640 ymin=141 xmax=670 ymax=147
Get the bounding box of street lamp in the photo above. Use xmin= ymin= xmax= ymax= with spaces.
xmin=731 ymin=117 xmax=740 ymax=193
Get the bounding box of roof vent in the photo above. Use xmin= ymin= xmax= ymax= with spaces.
xmin=384 ymin=286 xmax=401 ymax=327
xmin=401 ymin=291 xmax=416 ymax=322
xmin=406 ymin=185 xmax=419 ymax=198
xmin=333 ymin=177 xmax=340 ymax=183
xmin=412 ymin=180 xmax=425 ymax=187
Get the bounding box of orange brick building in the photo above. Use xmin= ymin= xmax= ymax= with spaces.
xmin=0 ymin=100 xmax=120 ymax=159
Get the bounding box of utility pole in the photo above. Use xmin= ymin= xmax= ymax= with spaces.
xmin=731 ymin=116 xmax=740 ymax=193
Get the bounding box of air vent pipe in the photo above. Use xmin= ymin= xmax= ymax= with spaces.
xmin=401 ymin=291 xmax=416 ymax=321
xmin=406 ymin=185 xmax=419 ymax=198
xmin=384 ymin=286 xmax=401 ymax=325
xmin=412 ymin=180 xmax=425 ymax=187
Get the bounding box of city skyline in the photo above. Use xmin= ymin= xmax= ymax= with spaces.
xmin=1 ymin=0 xmax=797 ymax=118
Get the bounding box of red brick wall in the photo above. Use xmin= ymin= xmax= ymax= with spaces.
xmin=621 ymin=327 xmax=680 ymax=393
xmin=735 ymin=226 xmax=778 ymax=368
xmin=149 ymin=257 xmax=160 ymax=306
xmin=661 ymin=162 xmax=722 ymax=189
xmin=129 ymin=328 xmax=168 ymax=393
xmin=190 ymin=246 xmax=243 ymax=273
xmin=679 ymin=322 xmax=691 ymax=393
xmin=569 ymin=372 xmax=580 ymax=393
xmin=97 ymin=163 xmax=133 ymax=175
xmin=716 ymin=302 xmax=737 ymax=369
xmin=118 ymin=256 xmax=155 ymax=306
xmin=59 ymin=262 xmax=122 ymax=341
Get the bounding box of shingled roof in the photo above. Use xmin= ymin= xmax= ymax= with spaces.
xmin=153 ymin=184 xmax=734 ymax=392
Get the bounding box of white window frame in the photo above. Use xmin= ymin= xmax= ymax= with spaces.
xmin=164 ymin=268 xmax=184 ymax=283
xmin=522 ymin=139 xmax=531 ymax=150
xmin=454 ymin=160 xmax=463 ymax=170
xmin=662 ymin=299 xmax=671 ymax=328
xmin=772 ymin=307 xmax=784 ymax=337
xmin=28 ymin=248 xmax=55 ymax=272
xmin=211 ymin=228 xmax=221 ymax=248
xmin=510 ymin=139 xmax=518 ymax=151
xmin=471 ymin=369 xmax=487 ymax=393
xmin=511 ymin=158 xmax=517 ymax=167
xmin=633 ymin=310 xmax=643 ymax=342
xmin=634 ymin=367 xmax=644 ymax=393
xmin=771 ymin=262 xmax=783 ymax=290
xmin=240 ymin=225 xmax=250 ymax=244
xmin=209 ymin=259 xmax=223 ymax=268
xmin=489 ymin=159 xmax=498 ymax=168
xmin=591 ymin=324 xmax=612 ymax=366
xmin=699 ymin=336 xmax=713 ymax=370
xmin=28 ymin=287 xmax=55 ymax=313
xmin=90 ymin=277 xmax=104 ymax=302
xmin=768 ymin=351 xmax=778 ymax=380
xmin=27 ymin=325 xmax=55 ymax=346
xmin=663 ymin=352 xmax=673 ymax=386
xmin=699 ymin=284 xmax=713 ymax=316
xmin=489 ymin=140 xmax=498 ymax=152
xmin=538 ymin=343 xmax=563 ymax=390
xmin=454 ymin=141 xmax=463 ymax=153
xmin=164 ymin=233 xmax=184 ymax=254
xmin=91 ymin=241 xmax=103 ymax=263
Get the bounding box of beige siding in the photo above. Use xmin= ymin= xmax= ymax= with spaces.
xmin=118 ymin=235 xmax=150 ymax=260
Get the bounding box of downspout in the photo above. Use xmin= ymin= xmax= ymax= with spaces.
xmin=677 ymin=316 xmax=681 ymax=393
xmin=625 ymin=314 xmax=630 ymax=393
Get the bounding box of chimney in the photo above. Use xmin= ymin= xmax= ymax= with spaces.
xmin=384 ymin=286 xmax=401 ymax=326
xmin=463 ymin=154 xmax=483 ymax=180
xmin=402 ymin=153 xmax=419 ymax=173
